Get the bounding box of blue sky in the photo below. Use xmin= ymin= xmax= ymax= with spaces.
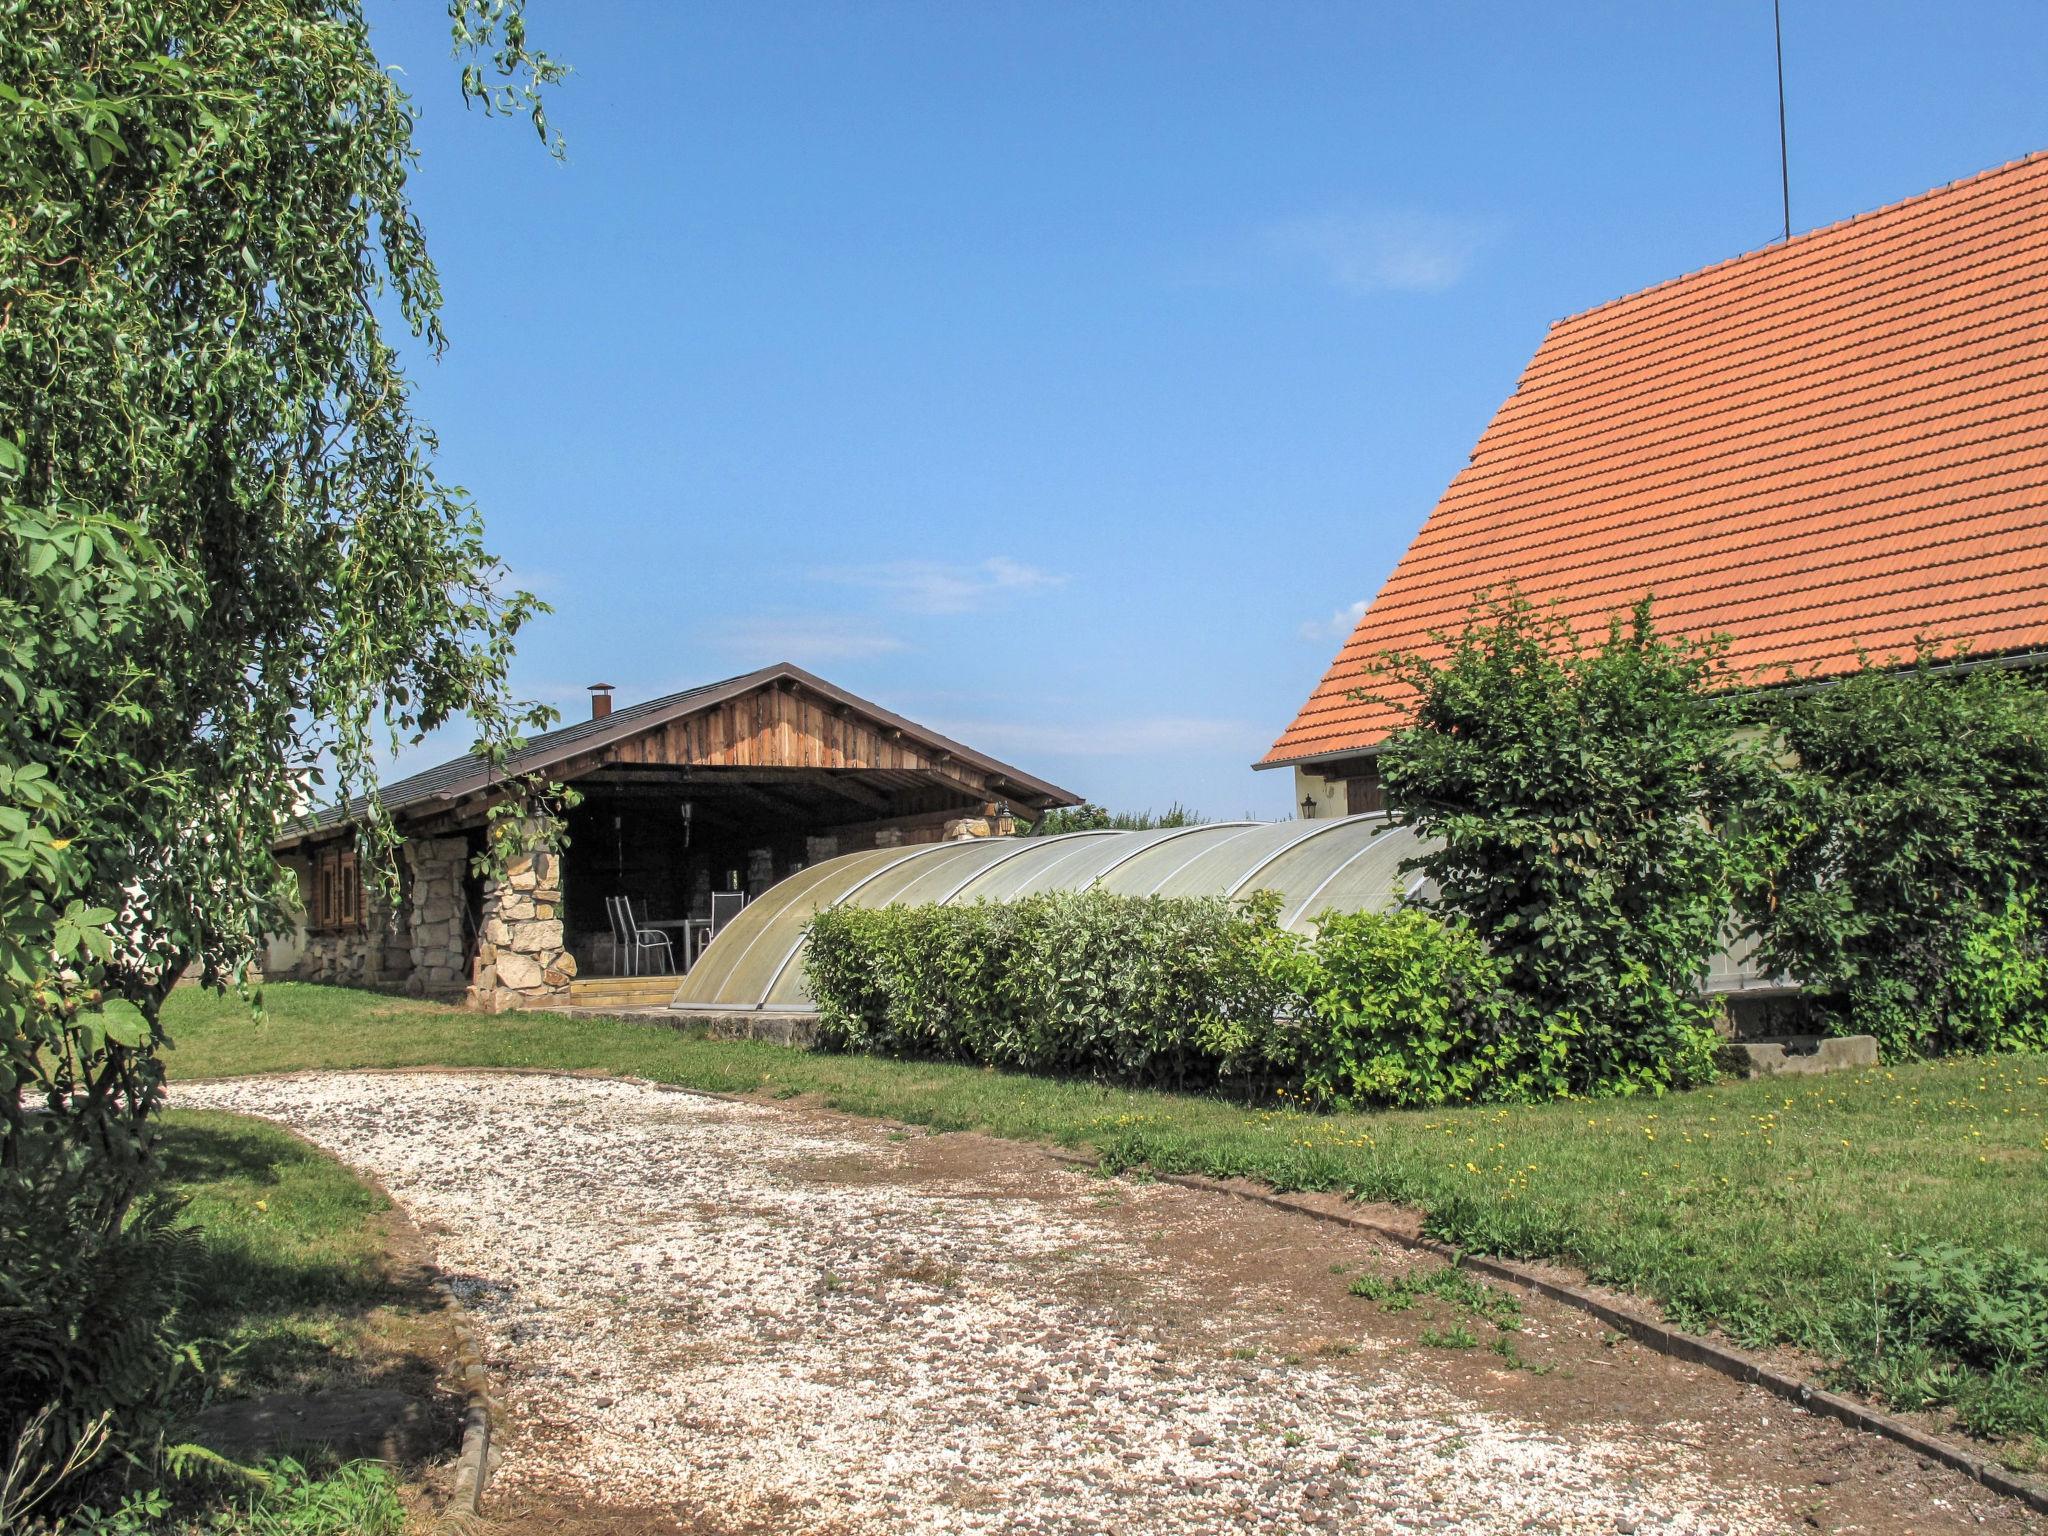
xmin=367 ymin=1 xmax=2048 ymax=818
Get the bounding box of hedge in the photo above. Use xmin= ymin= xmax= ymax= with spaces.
xmin=804 ymin=890 xmax=1714 ymax=1105
xmin=804 ymin=891 xmax=1287 ymax=1091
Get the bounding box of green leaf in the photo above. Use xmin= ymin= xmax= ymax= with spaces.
xmin=97 ymin=999 xmax=148 ymax=1048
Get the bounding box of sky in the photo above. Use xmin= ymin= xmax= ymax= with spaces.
xmin=364 ymin=0 xmax=2048 ymax=819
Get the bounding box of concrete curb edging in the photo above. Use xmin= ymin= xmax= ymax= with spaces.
xmin=1051 ymin=1155 xmax=2048 ymax=1519
xmin=433 ymin=1281 xmax=497 ymax=1531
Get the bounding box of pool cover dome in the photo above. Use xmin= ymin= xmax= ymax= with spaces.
xmin=669 ymin=813 xmax=1425 ymax=1015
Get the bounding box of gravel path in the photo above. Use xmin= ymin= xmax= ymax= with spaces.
xmin=176 ymin=1071 xmax=2023 ymax=1535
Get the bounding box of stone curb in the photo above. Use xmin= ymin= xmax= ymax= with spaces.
xmin=1050 ymin=1154 xmax=2048 ymax=1519
xmin=435 ymin=1284 xmax=497 ymax=1531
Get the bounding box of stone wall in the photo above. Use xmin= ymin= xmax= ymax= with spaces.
xmin=468 ymin=837 xmax=575 ymax=1012
xmin=277 ymin=880 xmax=405 ymax=988
xmin=808 ymin=807 xmax=1017 ymax=863
xmin=944 ymin=811 xmax=1018 ymax=841
xmin=403 ymin=837 xmax=471 ymax=997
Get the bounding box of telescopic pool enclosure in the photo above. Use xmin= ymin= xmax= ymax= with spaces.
xmin=670 ymin=813 xmax=1423 ymax=1015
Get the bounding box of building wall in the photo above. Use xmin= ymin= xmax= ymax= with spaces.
xmin=270 ymin=864 xmax=407 ymax=988
xmin=403 ymin=837 xmax=471 ymax=997
xmin=265 ymin=854 xmax=312 ymax=978
xmin=1290 ymin=760 xmax=1382 ymax=821
xmin=470 ymin=837 xmax=574 ymax=1012
xmin=604 ymin=682 xmax=1004 ymax=799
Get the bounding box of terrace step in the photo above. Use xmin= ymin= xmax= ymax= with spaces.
xmin=566 ymin=975 xmax=682 ymax=1008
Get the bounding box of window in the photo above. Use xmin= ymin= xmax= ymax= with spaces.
xmin=309 ymin=845 xmax=365 ymax=931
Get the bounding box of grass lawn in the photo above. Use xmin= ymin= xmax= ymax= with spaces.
xmin=160 ymin=1110 xmax=434 ymax=1406
xmin=163 ymin=982 xmax=2048 ymax=1462
xmin=104 ymin=1111 xmax=430 ymax=1533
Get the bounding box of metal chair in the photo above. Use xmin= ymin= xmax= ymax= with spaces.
xmin=709 ymin=890 xmax=747 ymax=942
xmin=608 ymin=896 xmax=675 ymax=976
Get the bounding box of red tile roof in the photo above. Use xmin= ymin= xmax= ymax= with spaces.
xmin=1265 ymin=153 xmax=2048 ymax=767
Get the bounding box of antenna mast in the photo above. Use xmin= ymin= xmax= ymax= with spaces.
xmin=1774 ymin=0 xmax=1791 ymax=241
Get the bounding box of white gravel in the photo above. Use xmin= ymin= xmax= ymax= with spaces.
xmin=178 ymin=1070 xmax=1786 ymax=1535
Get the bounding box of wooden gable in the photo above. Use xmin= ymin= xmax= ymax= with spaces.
xmin=587 ymin=682 xmax=1002 ymax=797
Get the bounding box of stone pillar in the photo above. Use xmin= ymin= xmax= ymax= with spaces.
xmin=403 ymin=837 xmax=470 ymax=997
xmin=364 ymin=880 xmax=409 ymax=985
xmin=943 ymin=804 xmax=1018 ymax=841
xmin=805 ymin=833 xmax=841 ymax=866
xmin=468 ymin=831 xmax=575 ymax=1012
xmin=746 ymin=846 xmax=775 ymax=897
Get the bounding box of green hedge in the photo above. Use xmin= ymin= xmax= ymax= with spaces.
xmin=804 ymin=891 xmax=1713 ymax=1105
xmin=804 ymin=891 xmax=1288 ymax=1090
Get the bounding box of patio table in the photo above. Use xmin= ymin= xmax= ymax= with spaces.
xmin=641 ymin=915 xmax=712 ymax=970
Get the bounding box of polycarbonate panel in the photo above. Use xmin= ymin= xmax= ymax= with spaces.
xmin=1095 ymin=822 xmax=1265 ymax=897
xmin=1287 ymin=826 xmax=1424 ymax=929
xmin=1227 ymin=818 xmax=1377 ymax=899
xmin=745 ymin=842 xmax=982 ymax=1010
xmin=1250 ymin=825 xmax=1379 ymax=917
xmin=1141 ymin=821 xmax=1304 ymax=901
xmin=951 ymin=830 xmax=1122 ymax=902
xmin=673 ymin=815 xmax=1437 ymax=1013
xmin=670 ymin=847 xmax=905 ymax=1008
xmin=852 ymin=838 xmax=1027 ymax=909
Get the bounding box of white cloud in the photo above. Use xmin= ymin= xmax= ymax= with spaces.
xmin=1262 ymin=209 xmax=1492 ymax=295
xmin=1300 ymin=598 xmax=1368 ymax=642
xmin=715 ymin=616 xmax=907 ymax=663
xmin=809 ymin=556 xmax=1065 ymax=615
xmin=932 ymin=716 xmax=1256 ymax=758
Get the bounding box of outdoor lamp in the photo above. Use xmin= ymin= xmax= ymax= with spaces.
xmin=1301 ymin=793 xmax=1317 ymax=820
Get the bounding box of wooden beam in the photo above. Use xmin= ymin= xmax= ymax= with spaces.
xmin=822 ymin=802 xmax=989 ymax=841
xmin=582 ymin=765 xmax=693 ymax=787
xmin=799 ymin=772 xmax=892 ymax=811
xmin=713 ymin=780 xmax=818 ymax=820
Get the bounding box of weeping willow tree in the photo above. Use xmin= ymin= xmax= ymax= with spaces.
xmin=0 ymin=0 xmax=565 ymax=1497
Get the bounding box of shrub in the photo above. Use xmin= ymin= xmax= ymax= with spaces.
xmin=1885 ymin=1243 xmax=2048 ymax=1376
xmin=1947 ymin=892 xmax=2048 ymax=1056
xmin=806 ymin=891 xmax=1291 ymax=1090
xmin=808 ymin=890 xmax=1676 ymax=1108
xmin=1028 ymin=803 xmax=1208 ymax=836
xmin=1255 ymin=910 xmax=1515 ymax=1107
xmin=21 ymin=1458 xmax=406 ymax=1536
xmin=1743 ymin=654 xmax=2048 ymax=1055
xmin=1370 ymin=592 xmax=1755 ymax=1095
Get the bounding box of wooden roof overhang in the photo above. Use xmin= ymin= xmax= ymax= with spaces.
xmin=277 ymin=663 xmax=1081 ymax=850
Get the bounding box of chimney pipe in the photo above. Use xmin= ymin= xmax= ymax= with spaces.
xmin=588 ymin=683 xmax=615 ymax=721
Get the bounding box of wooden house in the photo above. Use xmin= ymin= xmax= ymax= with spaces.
xmin=271 ymin=663 xmax=1080 ymax=1009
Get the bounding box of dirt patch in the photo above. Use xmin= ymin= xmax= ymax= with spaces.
xmin=178 ymin=1072 xmax=2036 ymax=1535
